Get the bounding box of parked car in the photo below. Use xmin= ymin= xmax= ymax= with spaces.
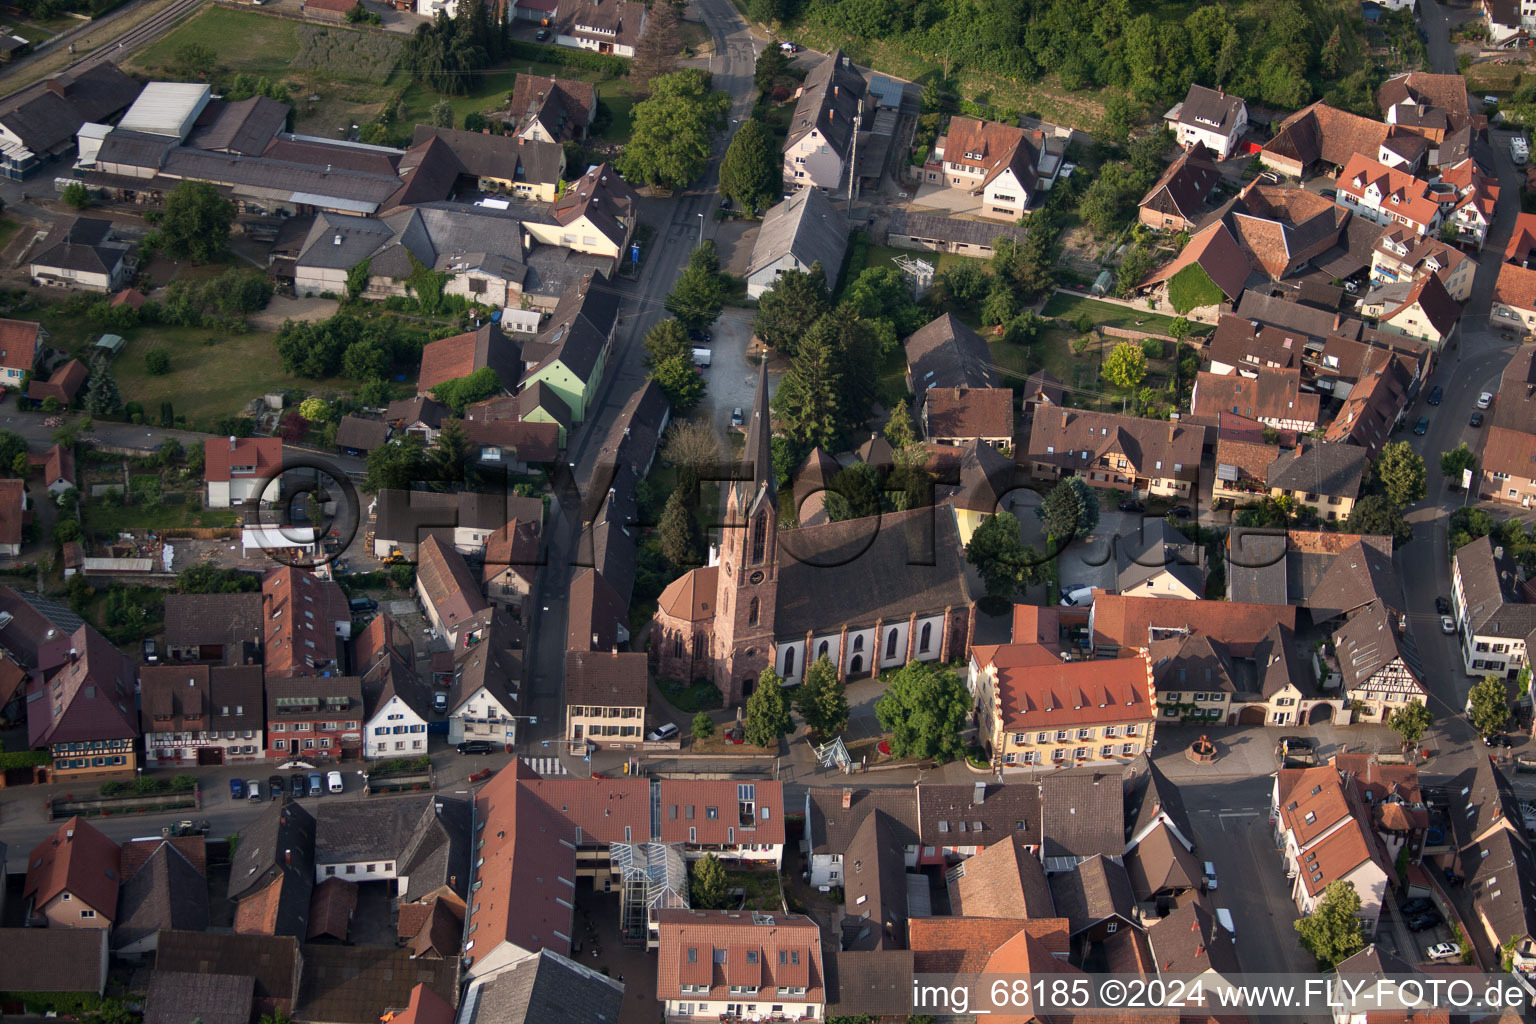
xmin=731 ymin=408 xmax=744 ymax=427
xmin=534 ymin=28 xmax=550 ymax=40
xmin=1479 ymin=391 xmax=1495 ymax=409
xmin=267 ymin=774 xmax=284 ymax=799
xmin=230 ymin=778 xmax=245 ymax=800
xmin=290 ymin=773 xmax=307 ymax=798
xmin=1442 ymin=616 xmax=1456 ymax=634
xmin=1427 ymin=385 xmax=1443 ymax=406
xmin=327 ymin=770 xmax=344 ymax=794
xmin=1436 ymin=596 xmax=1451 ymax=615
xmin=349 ymin=596 xmax=378 ymax=613
xmin=1485 ymin=733 xmax=1514 ymax=748
xmin=1402 ymin=897 xmax=1435 ymax=916
xmin=647 ymin=722 xmax=680 ymax=742
xmin=1413 ymin=416 xmax=1429 ymax=435
xmin=688 ymin=328 xmax=711 ymax=344
xmin=1426 ymin=942 xmax=1461 ymax=961
xmin=1320 ymin=188 xmax=1337 ymax=200
xmin=1169 ymin=505 xmax=1193 ymax=519
xmin=433 ymin=690 xmax=449 ymax=712
xmin=1277 ymin=736 xmax=1316 ymax=751
xmin=458 ymin=740 xmax=495 ymax=755
xmin=1058 ymin=586 xmax=1096 ymax=607
xmin=779 ymin=40 xmax=800 ymax=52
xmin=308 ymin=772 xmax=324 ymax=796
xmin=1118 ymin=499 xmax=1145 ymax=513
xmin=1202 ymin=861 xmax=1218 ymax=890
xmin=142 ymin=638 xmax=158 ymax=662
xmin=1471 ymin=411 xmax=1484 ymax=428
xmin=1406 ymin=911 xmax=1443 ymax=931
xmin=246 ymin=779 xmax=262 ymax=801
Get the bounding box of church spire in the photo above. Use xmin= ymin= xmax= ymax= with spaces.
xmin=741 ymin=356 xmax=776 ymax=507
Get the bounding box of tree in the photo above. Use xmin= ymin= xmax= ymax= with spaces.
xmin=1374 ymin=440 xmax=1426 ymax=507
xmin=795 ymin=655 xmax=849 ymax=737
xmin=1169 ymin=317 xmax=1192 ymax=339
xmin=659 ymin=488 xmax=699 ymax=565
xmin=981 ymin=280 xmax=1017 ymax=327
xmin=364 ymin=435 xmax=427 ymax=491
xmin=1345 ymin=494 xmax=1411 ymax=545
xmin=629 ymin=0 xmax=680 ymax=94
xmin=884 ymin=400 xmax=915 ymax=449
xmin=826 ymin=462 xmax=882 ymax=522
xmin=691 ymin=852 xmax=728 ymax=908
xmin=171 ymin=42 xmax=217 ymax=79
xmin=773 ymin=325 xmax=842 ymax=451
xmin=616 ymin=69 xmax=730 ymax=189
xmin=967 ymin=510 xmax=1046 ymax=604
xmin=83 ymin=357 xmax=120 ymax=415
xmin=1294 ymin=880 xmax=1367 ymax=970
xmin=430 ymin=98 xmax=454 ymax=127
xmin=145 ymin=349 xmax=170 ymax=376
xmin=719 ymin=118 xmax=779 ymax=211
xmin=177 ymin=562 xmax=260 ymax=594
xmin=644 ymin=318 xmax=692 ymax=367
xmin=650 ymin=350 xmax=707 ymax=412
xmin=157 ymin=181 xmax=235 ymax=264
xmin=1468 ymin=674 xmax=1512 ymax=739
xmin=1388 ymin=699 xmax=1434 ymax=750
xmin=665 ymin=241 xmax=726 ymax=330
xmin=661 ymin=420 xmax=721 ymax=498
xmin=299 ymin=396 xmax=331 ymax=422
xmin=62 ymin=182 xmax=91 ymax=209
xmin=431 ymin=367 xmax=502 ymax=415
xmin=937 ymin=260 xmax=991 ymax=307
xmin=755 ymin=42 xmax=790 ymax=94
xmin=874 ymin=661 xmax=972 ymax=763
xmin=343 ymin=339 xmax=391 ymax=381
xmin=1441 ymin=443 xmax=1478 ymax=488
xmin=434 ymin=418 xmax=471 ymax=481
xmin=754 ymin=265 xmax=830 ymax=356
xmin=743 ymin=667 xmax=793 ymax=748
xmin=1039 ymin=477 xmax=1099 ymax=539
xmin=279 ymin=411 xmax=310 ymax=443
xmin=1103 ymin=340 xmax=1147 ymax=389
xmin=691 ymin=711 xmax=715 ymax=740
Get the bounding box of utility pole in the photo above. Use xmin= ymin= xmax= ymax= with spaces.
xmin=846 ymin=112 xmax=862 ymax=217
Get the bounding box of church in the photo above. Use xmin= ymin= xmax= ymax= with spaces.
xmin=651 ymin=361 xmax=978 ymax=707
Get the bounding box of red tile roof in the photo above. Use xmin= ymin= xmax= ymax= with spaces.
xmin=261 ymin=566 xmax=349 ymax=677
xmin=656 ymin=909 xmax=823 ymax=1004
xmin=1091 ymin=594 xmax=1296 ymax=653
xmin=26 ymin=623 xmax=139 ymax=747
xmin=972 ymin=643 xmax=1156 ymax=730
xmin=1337 ymin=154 xmax=1440 ymax=232
xmin=204 ymin=437 xmax=283 ymax=484
xmin=0 ymin=318 xmax=39 ymax=374
xmin=393 ymin=984 xmax=455 ymax=1024
xmin=120 ymin=836 xmax=206 ymax=882
xmin=415 ymin=536 xmax=490 ymax=633
xmin=0 ymin=478 xmax=24 ymax=547
xmin=924 ymin=386 xmax=1015 ymax=441
xmin=1192 ymin=369 xmax=1320 ymax=429
xmin=24 ymin=816 xmax=121 ymax=920
xmin=27 ymin=359 xmax=87 ymax=404
xmin=657 ymin=779 xmax=786 ymax=847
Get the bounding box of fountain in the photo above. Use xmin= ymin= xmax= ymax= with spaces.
xmin=1186 ymin=733 xmax=1218 ymax=765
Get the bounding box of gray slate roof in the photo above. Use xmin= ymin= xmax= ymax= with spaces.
xmin=186 ymin=96 xmax=289 ymax=155
xmin=904 ymin=313 xmax=997 ymax=392
xmin=888 ymin=208 xmax=1027 ymax=248
xmin=32 ymin=217 xmax=126 ymax=275
xmin=785 ymin=49 xmax=865 ymax=155
xmin=0 ymin=63 xmax=139 ymax=155
xmin=1307 ymin=539 xmax=1402 ymax=623
xmin=807 ymin=787 xmax=919 ymax=856
xmin=747 ymin=186 xmax=850 ymax=288
xmin=1265 ymin=442 xmax=1368 ymax=498
xmin=314 ymin=795 xmax=429 ymax=866
xmin=228 ymin=799 xmax=315 ymax=938
xmin=1039 ymin=766 xmax=1126 ymax=862
xmin=113 ymin=842 xmax=210 ymax=952
xmin=411 ymin=125 xmax=563 ymax=186
xmin=467 ymin=948 xmax=624 ymax=1024
xmin=1454 ymin=534 xmax=1536 ymax=641
xmin=145 ymin=970 xmax=256 ymax=1024
xmin=841 ymin=809 xmax=909 ymax=951
xmin=1123 ymin=754 xmax=1194 ymax=849
xmin=1047 ymin=854 xmax=1137 ymax=936
xmin=1178 ymin=84 xmax=1246 ymax=135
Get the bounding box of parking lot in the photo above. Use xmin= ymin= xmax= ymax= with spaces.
xmin=692 ymin=308 xmax=780 ymax=454
xmin=1053 ymin=510 xmax=1144 ymax=598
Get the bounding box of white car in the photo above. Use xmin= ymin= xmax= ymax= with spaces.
xmin=1058 ymin=586 xmax=1095 ymax=607
xmin=1441 ymin=616 xmax=1456 ymax=634
xmin=327 ymin=770 xmax=344 ymax=794
xmin=1478 ymin=391 xmax=1494 ymax=409
xmin=1426 ymin=942 xmax=1460 ymax=962
xmin=648 ymin=722 xmax=679 ymax=742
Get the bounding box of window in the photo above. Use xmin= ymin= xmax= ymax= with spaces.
xmin=919 ymin=622 xmax=932 ymax=653
xmin=782 ymin=647 xmax=795 ymax=676
xmin=886 ymin=629 xmax=899 ymax=659
xmin=817 ymin=640 xmax=829 ymax=659
xmin=1106 ymin=921 xmax=1118 ymax=933
xmin=748 ymin=597 xmax=759 ymax=627
xmin=750 ymin=511 xmax=767 ymax=564
xmin=81 ymin=909 xmax=95 ymax=919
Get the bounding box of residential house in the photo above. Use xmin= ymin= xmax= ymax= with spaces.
xmin=1497 ymin=213 xmax=1536 ymax=332
xmin=1144 ymin=898 xmax=1239 ymax=980
xmin=1204 ymin=310 xmax=1311 ymax=377
xmin=1192 ymin=368 xmax=1320 ymax=433
xmin=1371 ymin=228 xmax=1474 ymax=301
xmin=514 ymin=382 xmax=572 ymax=447
xmin=1024 ymin=406 xmax=1207 ymax=499
xmin=447 ymin=608 xmax=523 ymax=749
xmin=483 ymin=518 xmax=541 ymax=618
xmin=1124 ymin=753 xmax=1197 ymax=852
xmin=522 ymin=162 xmax=638 ymax=263
xmin=506 ymin=74 xmax=597 ymax=142
xmin=655 ymin=909 xmax=825 ymax=1023
xmin=416 ymin=535 xmax=491 ymax=647
xmin=1226 ymin=183 xmax=1351 ymax=282
xmin=1116 ymin=518 xmax=1206 ymax=600
xmin=313 ymin=794 xmax=471 ymax=902
xmin=968 ymin=643 xmax=1156 ymax=769
xmin=0 ymin=476 xmax=26 ymax=556
xmin=1360 ymin=272 xmax=1461 ymax=347
xmin=1048 ymin=854 xmax=1140 ymax=946
xmin=657 ymin=779 xmax=786 ymax=864
xmin=0 ymin=63 xmax=140 ymax=179
xmin=1211 ymin=413 xmax=1280 ymax=507
xmin=26 ymin=358 xmax=88 ymax=408
xmin=927 ymin=116 xmax=1062 ymax=221
xmin=28 ymin=217 xmax=132 ymax=292
xmin=292 ymin=943 xmax=458 ymax=1023
xmin=112 ymin=840 xmax=209 ymax=957
xmin=458 ymin=950 xmax=623 ymax=1024
xmin=1138 ymin=142 xmax=1220 ymax=232
xmin=1272 ymin=765 xmax=1390 ymax=934
xmin=1320 ymin=348 xmax=1416 ymax=456
xmin=26 ymin=624 xmax=139 ymax=779
xmin=1133 ymin=219 xmax=1251 ymax=308
xmin=33 ymin=442 xmax=76 ymax=496
xmin=884 ymin=209 xmax=1027 ymax=257
xmin=417 ymin=322 xmax=522 ymax=397
xmin=1264 ymin=442 xmax=1369 ymax=522
xmin=163 ymin=591 xmax=263 ymax=662
xmin=783 ymin=50 xmax=865 ymax=192
xmin=1451 ymin=535 xmax=1536 ymax=677
xmin=262 ymin=566 xmax=350 ymax=677
xmin=140 ymin=664 xmax=264 ymax=765
xmin=1259 ymin=101 xmax=1396 ymax=179
xmin=143 ymin=970 xmax=256 ymax=1024
xmin=334 ymin=414 xmax=389 ymax=456
xmin=228 ymin=799 xmax=316 ymax=938
xmin=518 ymin=271 xmax=620 ymax=422
xmin=1088 ymin=592 xmax=1297 ymax=656
xmin=0 ymin=929 xmax=108 ymax=999
xmin=384 ymin=396 xmax=447 ymax=446
xmin=1378 ymin=71 xmax=1474 ymax=168
xmin=945 ymin=831 xmax=1056 ymax=920
xmin=1441 ymin=157 xmax=1499 ymax=249
xmin=903 ymin=312 xmax=998 ymax=398
xmin=361 ymin=644 xmax=433 ymax=760
xmin=1335 ymin=154 xmax=1442 ymax=237
xmin=938 ymin=437 xmax=1017 ymax=545
xmin=1480 ymin=346 xmax=1536 ymax=505
xmin=22 ymin=817 xmax=119 ymax=928
xmin=154 ymin=931 xmax=300 ymax=1020
xmin=1326 ymin=602 xmax=1429 ymax=724
xmin=745 ymin=187 xmax=849 ymax=300
xmin=409 ymin=125 xmax=565 ymax=202
xmin=565 ymin=648 xmax=647 ymax=751
xmin=552 ymin=0 xmax=646 ymax=58
xmin=1168 ymin=84 xmax=1248 ymax=159
xmin=921 ymin=387 xmax=1013 ymax=448
xmin=371 ymin=488 xmax=540 ymax=560
xmin=0 ymin=318 xmax=41 ymax=388
xmin=203 ymin=436 xmax=283 ymax=509
xmin=264 ymin=675 xmax=364 ymax=760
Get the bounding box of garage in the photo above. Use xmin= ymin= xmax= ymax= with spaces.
xmin=1237 ymin=705 xmax=1267 ymax=726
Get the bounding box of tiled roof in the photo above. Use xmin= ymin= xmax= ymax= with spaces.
xmin=306 ymin=876 xmax=358 ymax=941
xmin=153 ymin=930 xmax=299 ymax=1005
xmin=262 ymin=566 xmax=348 ymax=677
xmin=1307 ymin=538 xmax=1403 ymax=622
xmin=228 ymin=799 xmax=315 ymax=938
xmin=1454 ymin=535 xmax=1536 ymax=640
xmin=334 ymin=414 xmax=389 ymax=451
xmin=203 ymin=436 xmax=282 ymax=484
xmin=655 ymin=565 xmax=717 ymax=622
xmin=1124 ymin=822 xmax=1202 ymax=901
xmin=1338 ymin=154 xmax=1440 ymax=229
xmin=656 ymin=909 xmax=824 ymax=1003
xmin=747 ymin=186 xmax=850 ymax=288
xmin=294 ymin=944 xmax=458 ymax=1024
xmin=1026 ymin=406 xmax=1206 ymax=481
xmin=145 ymin=970 xmax=255 ymax=1024
xmin=1123 ymin=753 xmax=1195 ymax=848
xmin=24 ymin=816 xmax=120 ymax=919
xmin=0 ymin=318 xmax=39 ymax=373
xmin=1047 ymin=854 xmax=1138 ymax=935
xmin=1265 ymin=441 xmax=1368 ymax=498
xmin=909 ymin=917 xmax=1028 ymax=973
xmin=1264 ymin=101 xmax=1393 ymax=171
xmin=1138 ymin=219 xmax=1251 ymax=302
xmin=416 ymin=535 xmax=491 ymax=634
xmin=840 ymin=808 xmax=909 ymax=950
xmin=658 ymin=779 xmax=785 ymax=847
xmin=1147 ymin=897 xmax=1239 ymax=974
xmin=905 ymin=312 xmax=996 ymax=392
xmin=1040 ymin=767 xmax=1128 ymax=862
xmin=508 ymin=74 xmax=596 ymax=139
xmin=1178 ymin=84 xmax=1245 ymax=135
xmin=26 ymin=624 xmax=139 ymax=747
xmin=807 ymin=787 xmax=919 ymax=855
xmin=120 ymin=835 xmax=206 ymax=882
xmin=785 ymin=49 xmax=864 ymax=154
xmin=949 ymin=831 xmax=1055 ymax=918
xmin=564 ymin=648 xmax=647 ymax=708
xmin=923 ymin=386 xmax=1014 ymax=440
xmin=0 ymin=927 xmax=107 ymax=994
xmin=1331 ymin=601 xmax=1422 ymax=695
xmin=27 ymin=358 xmax=89 ymax=404
xmin=1193 ymin=369 xmax=1320 ymax=427
xmin=464 ymin=949 xmax=623 ymax=1024
xmin=940 ymin=117 xmax=1043 ymax=192
xmin=972 ymin=643 xmax=1155 ymax=730
xmin=1139 ymin=143 xmax=1220 ymax=223
xmin=418 ymin=323 xmax=520 ymax=394
xmin=1091 ymin=593 xmax=1296 ymax=652
xmin=113 ymin=841 xmax=210 ymax=951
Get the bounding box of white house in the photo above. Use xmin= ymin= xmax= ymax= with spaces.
xmin=926 ymin=117 xmax=1063 ymax=221
xmin=1272 ymin=767 xmax=1389 ymax=935
xmin=28 ymin=217 xmax=132 ymax=293
xmin=140 ymin=665 xmax=265 ymax=767
xmin=203 ymin=437 xmax=283 ymax=509
xmin=744 ymin=187 xmax=850 ymax=300
xmin=362 ymin=656 xmax=433 ymax=760
xmin=448 ymin=610 xmax=521 ymax=750
xmin=1334 ymin=153 xmax=1442 ymax=237
xmin=1169 ymin=84 xmax=1248 ymax=160
xmin=1452 ymin=535 xmax=1536 ymax=678
xmin=782 ymin=50 xmax=865 ymax=193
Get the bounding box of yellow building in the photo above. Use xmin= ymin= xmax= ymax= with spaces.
xmin=565 ymin=649 xmax=649 ymax=752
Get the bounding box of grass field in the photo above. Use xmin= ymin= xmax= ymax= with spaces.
xmin=864 ymin=243 xmax=986 ymax=277
xmin=394 ymin=60 xmax=636 ymax=144
xmin=991 ymin=324 xmax=1177 ymax=414
xmin=128 ymin=6 xmax=302 ymax=79
xmin=1040 ymin=292 xmax=1183 ymax=334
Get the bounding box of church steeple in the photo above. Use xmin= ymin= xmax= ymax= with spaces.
xmin=739 ymin=356 xmax=776 ymax=511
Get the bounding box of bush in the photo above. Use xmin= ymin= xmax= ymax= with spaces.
xmin=505 ymin=38 xmax=627 ymax=76
xmin=145 ymin=349 xmax=170 ymax=376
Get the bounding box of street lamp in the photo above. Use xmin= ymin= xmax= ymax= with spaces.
xmin=697 ymin=212 xmax=704 ymax=248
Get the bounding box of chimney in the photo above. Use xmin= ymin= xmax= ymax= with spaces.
xmin=592 ymin=632 xmax=600 ymax=647
xmin=611 ymin=645 xmax=618 ymax=657
xmin=1334 ymin=313 xmax=1343 ymax=330
xmin=1061 ymin=408 xmax=1069 ymax=427
xmin=842 ymin=788 xmax=853 ymax=809
xmin=284 ymin=849 xmax=292 ymax=866
xmin=518 ymin=136 xmax=524 ymax=146
xmin=834 ymin=84 xmax=839 ymax=97
xmin=229 ymin=435 xmax=237 ymax=451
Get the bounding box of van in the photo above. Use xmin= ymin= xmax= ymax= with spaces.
xmin=1202 ymin=861 xmax=1218 ymax=890
xmin=1513 ymin=136 xmax=1529 ymax=165
xmin=691 ymin=348 xmax=711 ymax=367
xmin=349 ymin=597 xmax=378 ymax=613
xmin=1215 ymin=908 xmax=1236 ymax=939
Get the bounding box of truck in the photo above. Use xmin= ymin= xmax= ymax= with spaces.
xmin=691 ymin=348 xmax=711 ymax=367
xmin=1513 ymin=136 xmax=1529 ymax=165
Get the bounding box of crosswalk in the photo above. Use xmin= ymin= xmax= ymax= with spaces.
xmin=522 ymin=756 xmax=568 ymax=776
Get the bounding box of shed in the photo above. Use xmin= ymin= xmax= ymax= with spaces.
xmin=94 ymin=333 xmax=125 ymax=356
xmin=1091 ymin=270 xmax=1114 ymax=296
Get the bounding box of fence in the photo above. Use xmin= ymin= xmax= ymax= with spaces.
xmin=49 ymin=784 xmax=201 ymax=819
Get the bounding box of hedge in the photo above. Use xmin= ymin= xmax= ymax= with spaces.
xmin=0 ymin=991 xmax=105 ymax=1015
xmin=1166 ymin=262 xmax=1226 ymax=314
xmin=0 ymin=750 xmax=50 ymax=770
xmin=505 ymin=40 xmax=628 ymax=77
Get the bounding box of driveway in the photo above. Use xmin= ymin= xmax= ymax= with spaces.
xmin=1053 ymin=509 xmax=1143 ymax=597
xmin=695 ymin=309 xmax=773 ymax=454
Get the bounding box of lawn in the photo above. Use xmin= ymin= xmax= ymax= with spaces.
xmin=127 ymin=6 xmax=302 ymax=79
xmin=995 ymin=324 xmax=1179 ymax=415
xmin=864 ymin=243 xmax=988 ymax=278
xmin=0 ymin=217 xmax=22 ymax=255
xmin=1039 ymin=292 xmax=1183 ymax=334
xmin=722 ymin=868 xmax=785 ymax=912
xmin=82 ymin=492 xmax=240 ymax=532
xmin=658 ymin=675 xmax=724 ymax=713
xmin=394 ymin=59 xmax=635 ymax=145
